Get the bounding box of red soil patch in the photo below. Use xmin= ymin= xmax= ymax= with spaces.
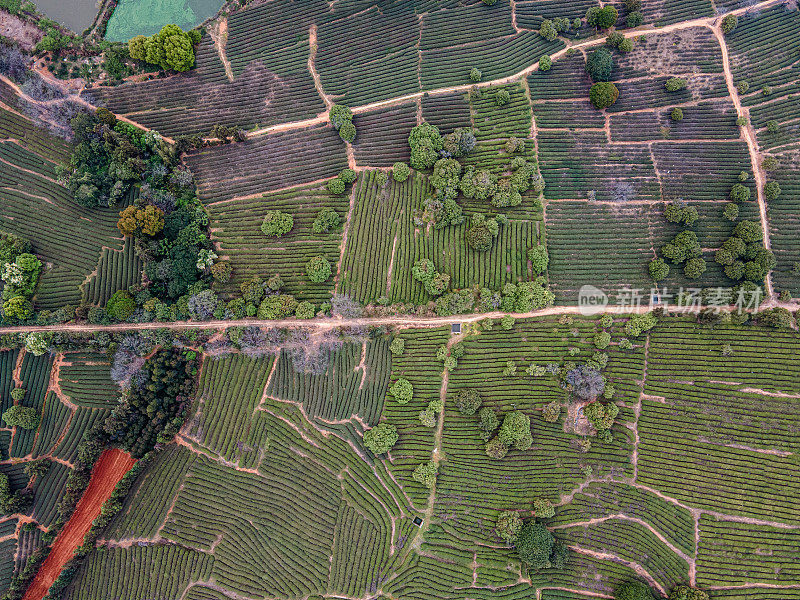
xmin=23 ymin=448 xmax=136 ymax=600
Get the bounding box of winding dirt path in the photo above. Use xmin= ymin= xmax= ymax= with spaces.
xmin=22 ymin=448 xmax=136 ymax=600
xmin=235 ymin=0 xmax=784 ymax=141
xmin=711 ymin=21 xmax=774 ymax=300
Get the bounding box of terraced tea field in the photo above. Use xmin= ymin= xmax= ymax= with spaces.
xmin=0 ymin=0 xmax=798 ymax=598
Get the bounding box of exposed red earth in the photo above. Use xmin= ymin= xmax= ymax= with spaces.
xmin=22 ymin=448 xmax=137 ymax=600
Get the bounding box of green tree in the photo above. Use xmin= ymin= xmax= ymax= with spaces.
xmin=478 ymin=407 xmax=499 ymax=440
xmin=586 ymin=48 xmax=614 ymax=82
xmin=408 ymin=123 xmax=444 ymax=170
xmin=305 ymin=256 xmax=332 ymax=283
xmin=128 ymin=35 xmax=147 ymax=60
xmin=764 ymin=181 xmax=781 ymax=201
xmin=684 ymin=257 xmax=707 ymax=279
xmin=539 ymin=19 xmax=558 ymax=41
xmin=2 ymin=296 xmax=32 ymax=320
xmin=495 ymin=89 xmax=511 ymax=106
xmin=528 ymin=245 xmax=549 ymax=274
xmin=393 ymin=162 xmax=410 ymax=181
xmin=312 ymin=207 xmax=341 ymax=233
xmin=363 ymin=423 xmax=398 ymax=455
xmin=649 ymin=257 xmax=670 ymax=281
xmin=516 ymin=522 xmax=554 ymax=569
xmin=485 ymin=435 xmax=509 ymax=459
xmin=389 ymin=337 xmax=405 ymax=356
xmin=467 ymin=221 xmax=495 ymax=251
xmin=390 ymin=378 xmax=413 ymax=404
xmin=533 ymin=497 xmax=555 ymax=518
xmin=615 ymin=580 xmax=655 ymax=600
xmin=589 ymin=82 xmax=619 ymax=109
xmin=733 ymin=220 xmax=762 ymax=243
xmin=469 ymin=67 xmax=482 ymax=82
xmin=295 ymin=301 xmax=315 ymax=319
xmin=260 ymin=211 xmax=294 ymax=237
xmin=329 ymin=104 xmax=353 ymax=130
xmin=755 ymin=307 xmax=793 ymax=329
xmin=412 ymin=461 xmax=438 ymax=487
xmin=723 ymin=202 xmax=739 ymax=221
xmin=455 ymin=388 xmax=482 ymax=415
xmin=539 ymin=54 xmax=552 ymax=71
xmin=327 ymin=177 xmax=346 ymax=194
xmin=596 ymin=6 xmax=619 ymax=28
xmin=161 ymin=28 xmax=195 ymax=71
xmin=671 ymin=107 xmax=684 ymax=121
xmin=496 ymin=511 xmax=523 ymax=543
xmin=627 ymin=11 xmax=643 ymax=27
xmin=339 ymin=121 xmax=357 ymax=142
xmin=542 ymin=400 xmax=561 ymax=423
xmin=721 ymin=14 xmax=738 ymax=34
xmin=498 ymin=410 xmax=532 ymax=450
xmin=257 ymin=294 xmax=298 ymax=319
xmin=106 ymin=290 xmax=136 ymax=321
xmin=24 ymin=332 xmax=50 ymax=356
xmin=594 ymin=330 xmax=611 ymax=349
xmin=729 ymin=183 xmax=751 ymax=203
xmin=665 ymin=77 xmax=688 ymax=92
xmin=669 ymin=585 xmax=709 ymax=600
xmin=2 ymin=406 xmax=40 ymax=430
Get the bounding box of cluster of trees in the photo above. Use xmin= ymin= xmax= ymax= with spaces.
xmin=327 ymin=167 xmax=357 ymax=194
xmin=615 ymin=581 xmax=709 ymax=600
xmin=128 ymin=24 xmax=200 ymax=72
xmin=714 ymin=222 xmax=774 ymax=283
xmin=539 ymin=17 xmax=574 ymax=41
xmin=495 ymin=513 xmax=569 ymax=570
xmin=103 ymin=348 xmax=196 ymax=457
xmin=466 ymin=214 xmax=503 ymax=251
xmin=419 ymin=398 xmax=443 ymax=427
xmin=485 ymin=410 xmax=533 ymax=458
xmin=329 ymin=105 xmax=356 ymax=142
xmin=215 ymin=274 xmax=309 ymax=321
xmin=710 ymin=180 xmax=775 ymax=286
xmin=0 ymin=232 xmax=42 ymax=321
xmin=409 ymin=122 xmax=544 ymax=229
xmin=412 ymin=259 xmax=451 ymax=298
xmin=437 ymin=342 xmax=464 ymax=372
xmin=430 ymin=277 xmax=555 ymax=318
xmin=586 ymin=48 xmax=619 ymax=109
xmin=606 ymin=31 xmax=633 ymax=53
xmin=62 ymin=108 xmax=216 ymax=309
xmin=651 ymin=202 xmax=706 ymax=281
xmin=0 ymin=471 xmax=31 ymax=515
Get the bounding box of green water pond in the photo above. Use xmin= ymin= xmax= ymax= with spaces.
xmin=104 ymin=0 xmax=224 ymax=41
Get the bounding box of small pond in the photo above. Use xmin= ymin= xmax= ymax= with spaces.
xmin=104 ymin=0 xmax=224 ymax=41
xmin=33 ymin=0 xmax=100 ymax=34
